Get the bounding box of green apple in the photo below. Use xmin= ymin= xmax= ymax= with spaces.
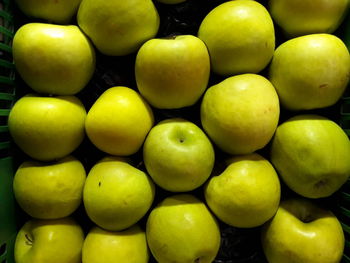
xmin=8 ymin=94 xmax=86 ymax=161
xmin=83 ymin=156 xmax=155 ymax=231
xmin=261 ymin=198 xmax=345 ymax=263
xmin=205 ymin=153 xmax=281 ymax=228
xmin=146 ymin=194 xmax=221 ymax=263
xmin=269 ymin=0 xmax=349 ymax=37
xmin=198 ymin=0 xmax=275 ymax=76
xmin=14 ymin=217 xmax=85 ymax=263
xmin=13 ymin=156 xmax=86 ymax=219
xmin=270 ymin=114 xmax=350 ymax=198
xmin=14 ymin=0 xmax=82 ymax=24
xmin=200 ymin=73 xmax=280 ymax=155
xmin=82 ymin=225 xmax=149 ymax=263
xmin=12 ymin=23 xmax=95 ymax=95
xmin=135 ymin=35 xmax=210 ymax=109
xmin=77 ymin=0 xmax=159 ymax=56
xmin=269 ymin=33 xmax=350 ymax=110
xmin=143 ymin=118 xmax=215 ymax=192
xmin=85 ymin=86 xmax=154 ymax=156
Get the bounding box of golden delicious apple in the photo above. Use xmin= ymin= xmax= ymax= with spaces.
xmin=13 ymin=156 xmax=86 ymax=219
xmin=146 ymin=194 xmax=221 ymax=263
xmin=85 ymin=86 xmax=154 ymax=156
xmin=269 ymin=0 xmax=349 ymax=37
xmin=198 ymin=0 xmax=275 ymax=76
xmin=77 ymin=0 xmax=159 ymax=56
xmin=200 ymin=73 xmax=280 ymax=155
xmin=82 ymin=225 xmax=149 ymax=263
xmin=135 ymin=35 xmax=210 ymax=109
xmin=12 ymin=23 xmax=95 ymax=95
xmin=143 ymin=118 xmax=215 ymax=192
xmin=261 ymin=198 xmax=345 ymax=263
xmin=8 ymin=94 xmax=86 ymax=161
xmin=269 ymin=33 xmax=350 ymax=110
xmin=83 ymin=156 xmax=155 ymax=231
xmin=14 ymin=217 xmax=85 ymax=263
xmin=14 ymin=0 xmax=82 ymax=24
xmin=270 ymin=114 xmax=350 ymax=198
xmin=205 ymin=153 xmax=281 ymax=228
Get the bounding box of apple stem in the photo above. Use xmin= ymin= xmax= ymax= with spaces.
xmin=25 ymin=234 xmax=33 ymax=245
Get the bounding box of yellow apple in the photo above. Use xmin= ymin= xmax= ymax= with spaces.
xmin=82 ymin=225 xmax=149 ymax=263
xmin=12 ymin=23 xmax=95 ymax=95
xmin=261 ymin=198 xmax=345 ymax=263
xmin=269 ymin=33 xmax=350 ymax=110
xmin=198 ymin=0 xmax=275 ymax=76
xmin=77 ymin=0 xmax=159 ymax=56
xmin=8 ymin=94 xmax=86 ymax=161
xmin=85 ymin=86 xmax=154 ymax=156
xmin=200 ymin=73 xmax=280 ymax=155
xmin=13 ymin=156 xmax=86 ymax=219
xmin=14 ymin=217 xmax=85 ymax=263
xmin=146 ymin=194 xmax=221 ymax=263
xmin=135 ymin=35 xmax=210 ymax=109
xmin=83 ymin=156 xmax=155 ymax=231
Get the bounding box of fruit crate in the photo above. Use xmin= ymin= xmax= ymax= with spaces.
xmin=2 ymin=0 xmax=350 ymax=263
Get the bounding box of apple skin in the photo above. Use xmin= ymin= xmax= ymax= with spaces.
xmin=14 ymin=217 xmax=85 ymax=263
xmin=261 ymin=198 xmax=345 ymax=263
xmin=270 ymin=114 xmax=350 ymax=198
xmin=85 ymin=86 xmax=154 ymax=156
xmin=13 ymin=156 xmax=86 ymax=219
xmin=12 ymin=23 xmax=96 ymax=95
xmin=143 ymin=118 xmax=215 ymax=192
xmin=83 ymin=156 xmax=155 ymax=231
xmin=82 ymin=225 xmax=149 ymax=263
xmin=8 ymin=94 xmax=86 ymax=161
xmin=135 ymin=35 xmax=210 ymax=109
xmin=14 ymin=0 xmax=82 ymax=24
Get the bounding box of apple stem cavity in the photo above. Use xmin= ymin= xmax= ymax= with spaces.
xmin=25 ymin=234 xmax=34 ymax=245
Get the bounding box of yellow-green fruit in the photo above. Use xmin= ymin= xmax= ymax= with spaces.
xmin=13 ymin=23 xmax=96 ymax=95
xmin=269 ymin=33 xmax=350 ymax=110
xmin=8 ymin=94 xmax=86 ymax=161
xmin=205 ymin=153 xmax=281 ymax=228
xmin=146 ymin=194 xmax=221 ymax=263
xmin=200 ymin=73 xmax=280 ymax=155
xmin=77 ymin=0 xmax=159 ymax=56
xmin=135 ymin=35 xmax=210 ymax=109
xmin=198 ymin=0 xmax=275 ymax=76
xmin=83 ymin=156 xmax=155 ymax=231
xmin=13 ymin=156 xmax=86 ymax=219
xmin=269 ymin=0 xmax=350 ymax=37
xmin=85 ymin=86 xmax=154 ymax=156
xmin=82 ymin=225 xmax=149 ymax=263
xmin=270 ymin=114 xmax=350 ymax=198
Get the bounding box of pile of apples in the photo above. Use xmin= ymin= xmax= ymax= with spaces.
xmin=7 ymin=0 xmax=350 ymax=262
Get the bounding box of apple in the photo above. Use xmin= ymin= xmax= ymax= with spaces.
xmin=204 ymin=153 xmax=281 ymax=228
xmin=143 ymin=118 xmax=215 ymax=192
xmin=269 ymin=33 xmax=350 ymax=110
xmin=8 ymin=94 xmax=86 ymax=161
xmin=268 ymin=0 xmax=349 ymax=37
xmin=270 ymin=114 xmax=350 ymax=198
xmin=85 ymin=86 xmax=154 ymax=156
xmin=13 ymin=155 xmax=86 ymax=219
xmin=83 ymin=156 xmax=155 ymax=231
xmin=77 ymin=0 xmax=159 ymax=56
xmin=261 ymin=198 xmax=345 ymax=263
xmin=200 ymin=73 xmax=280 ymax=155
xmin=14 ymin=0 xmax=82 ymax=24
xmin=12 ymin=23 xmax=96 ymax=95
xmin=135 ymin=35 xmax=210 ymax=109
xmin=82 ymin=224 xmax=149 ymax=263
xmin=14 ymin=217 xmax=85 ymax=263
xmin=198 ymin=0 xmax=275 ymax=76
xmin=146 ymin=194 xmax=221 ymax=263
